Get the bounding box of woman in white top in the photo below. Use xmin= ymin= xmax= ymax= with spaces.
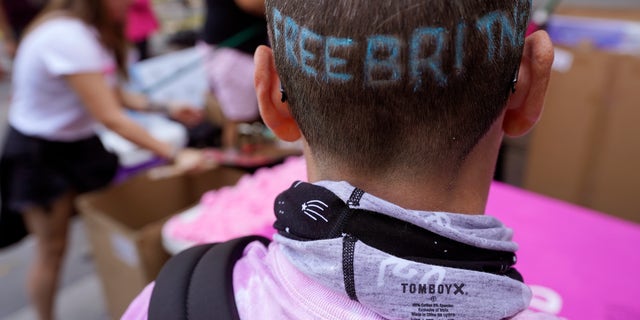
xmin=0 ymin=0 xmax=206 ymax=319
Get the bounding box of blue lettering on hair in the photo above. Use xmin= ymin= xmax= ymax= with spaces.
xmin=325 ymin=37 xmax=354 ymax=81
xmin=410 ymin=27 xmax=447 ymax=88
xmin=284 ymin=16 xmax=300 ymax=67
xmin=299 ymin=27 xmax=322 ymax=77
xmin=365 ymin=35 xmax=402 ymax=86
xmin=272 ymin=8 xmax=528 ymax=86
xmin=272 ymin=8 xmax=283 ymax=50
xmin=476 ymin=11 xmax=518 ymax=60
xmin=455 ymin=23 xmax=465 ymax=73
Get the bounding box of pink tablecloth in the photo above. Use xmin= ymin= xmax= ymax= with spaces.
xmin=487 ymin=182 xmax=640 ymax=320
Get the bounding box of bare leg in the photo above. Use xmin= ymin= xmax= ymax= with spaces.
xmin=22 ymin=192 xmax=75 ymax=320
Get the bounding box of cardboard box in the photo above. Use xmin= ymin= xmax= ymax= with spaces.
xmin=76 ymin=166 xmax=245 ymax=319
xmin=524 ymin=7 xmax=640 ymax=223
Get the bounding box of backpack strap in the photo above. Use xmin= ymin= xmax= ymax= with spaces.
xmin=149 ymin=235 xmax=271 ymax=320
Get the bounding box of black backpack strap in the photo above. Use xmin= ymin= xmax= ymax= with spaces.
xmin=149 ymin=235 xmax=271 ymax=320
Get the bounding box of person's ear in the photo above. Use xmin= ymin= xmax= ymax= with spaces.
xmin=254 ymin=45 xmax=301 ymax=142
xmin=503 ymin=31 xmax=554 ymax=137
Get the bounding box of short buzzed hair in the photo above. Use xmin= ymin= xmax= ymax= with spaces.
xmin=266 ymin=0 xmax=532 ymax=176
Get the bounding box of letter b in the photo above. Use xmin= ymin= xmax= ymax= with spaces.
xmin=365 ymin=35 xmax=403 ymax=86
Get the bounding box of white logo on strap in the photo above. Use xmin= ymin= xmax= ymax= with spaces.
xmin=301 ymin=200 xmax=329 ymax=222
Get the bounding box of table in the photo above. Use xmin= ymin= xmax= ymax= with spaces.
xmin=487 ymin=182 xmax=640 ymax=319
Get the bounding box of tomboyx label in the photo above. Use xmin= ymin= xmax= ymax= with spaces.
xmin=401 ymin=283 xmax=467 ymax=295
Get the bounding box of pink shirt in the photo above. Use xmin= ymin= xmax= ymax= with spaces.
xmin=126 ymin=0 xmax=158 ymax=42
xmin=123 ymin=240 xmax=557 ymax=320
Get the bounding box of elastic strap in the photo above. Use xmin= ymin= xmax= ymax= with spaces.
xmin=149 ymin=235 xmax=271 ymax=320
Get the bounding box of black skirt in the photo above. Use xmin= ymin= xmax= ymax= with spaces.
xmin=0 ymin=126 xmax=119 ymax=216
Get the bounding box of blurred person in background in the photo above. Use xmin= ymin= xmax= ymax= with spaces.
xmin=0 ymin=0 xmax=47 ymax=77
xmin=199 ymin=0 xmax=268 ymax=149
xmin=0 ymin=0 xmax=208 ymax=319
xmin=0 ymin=0 xmax=47 ymax=57
xmin=126 ymin=0 xmax=159 ymax=61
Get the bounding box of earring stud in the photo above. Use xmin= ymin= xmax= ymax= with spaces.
xmin=280 ymin=83 xmax=288 ymax=103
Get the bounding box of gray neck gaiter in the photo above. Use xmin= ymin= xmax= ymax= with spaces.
xmin=275 ymin=181 xmax=531 ymax=320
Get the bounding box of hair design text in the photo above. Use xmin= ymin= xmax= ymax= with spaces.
xmin=271 ymin=4 xmax=528 ymax=88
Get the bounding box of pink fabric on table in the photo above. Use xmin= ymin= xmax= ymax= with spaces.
xmin=163 ymin=156 xmax=307 ymax=248
xmin=126 ymin=0 xmax=158 ymax=42
xmin=487 ymin=182 xmax=640 ymax=320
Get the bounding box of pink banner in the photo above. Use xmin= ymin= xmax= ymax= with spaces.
xmin=487 ymin=182 xmax=640 ymax=320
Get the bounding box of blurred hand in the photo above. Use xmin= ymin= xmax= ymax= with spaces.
xmin=173 ymin=148 xmax=217 ymax=173
xmin=168 ymin=103 xmax=204 ymax=127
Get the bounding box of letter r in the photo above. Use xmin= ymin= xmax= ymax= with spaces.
xmin=410 ymin=27 xmax=447 ymax=88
